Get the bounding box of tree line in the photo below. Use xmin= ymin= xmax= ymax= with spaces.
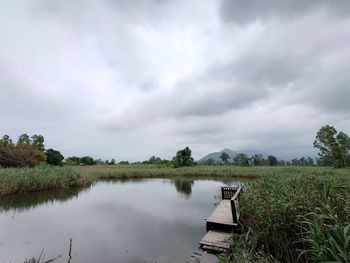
xmin=200 ymin=153 xmax=319 ymax=167
xmin=0 ymin=134 xmax=116 ymax=168
xmin=0 ymin=125 xmax=349 ymax=169
xmin=0 ymin=134 xmax=61 ymax=167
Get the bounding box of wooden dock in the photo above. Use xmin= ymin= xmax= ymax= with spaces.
xmin=199 ymin=186 xmax=242 ymax=253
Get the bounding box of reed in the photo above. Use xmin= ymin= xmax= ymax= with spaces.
xmin=222 ymin=174 xmax=350 ymax=262
xmin=0 ymin=164 xmax=349 ymax=196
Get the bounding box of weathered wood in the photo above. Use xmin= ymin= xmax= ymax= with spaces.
xmin=199 ymin=186 xmax=243 ymax=254
xmin=206 ymin=200 xmax=237 ymax=227
xmin=221 ymin=186 xmax=239 ymax=200
xmin=199 ymin=230 xmax=233 ymax=252
xmin=230 ymin=187 xmax=242 ymax=222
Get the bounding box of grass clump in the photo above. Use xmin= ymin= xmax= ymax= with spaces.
xmin=0 ymin=164 xmax=81 ymax=195
xmin=220 ymin=228 xmax=278 ymax=263
xmin=224 ymin=175 xmax=350 ymax=262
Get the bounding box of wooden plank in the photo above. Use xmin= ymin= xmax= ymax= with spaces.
xmin=199 ymin=230 xmax=233 ymax=252
xmin=205 ymin=200 xmax=237 ymax=226
xmin=230 ymin=187 xmax=242 ymax=201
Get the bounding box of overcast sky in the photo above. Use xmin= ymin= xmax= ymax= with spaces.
xmin=1 ymin=0 xmax=350 ymax=161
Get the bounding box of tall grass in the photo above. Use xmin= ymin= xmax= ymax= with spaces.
xmin=223 ymin=175 xmax=350 ymax=262
xmin=0 ymin=164 xmax=349 ymax=196
xmin=0 ymin=165 xmax=81 ymax=195
xmin=73 ymin=164 xmax=350 ymax=179
xmin=298 ymin=205 xmax=350 ymax=262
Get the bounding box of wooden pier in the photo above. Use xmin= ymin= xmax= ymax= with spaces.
xmin=199 ymin=186 xmax=242 ymax=253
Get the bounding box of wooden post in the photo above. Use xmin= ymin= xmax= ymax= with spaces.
xmin=230 ymin=199 xmax=238 ymax=223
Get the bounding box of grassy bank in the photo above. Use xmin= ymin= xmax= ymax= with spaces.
xmin=0 ymin=164 xmax=349 ymax=196
xmin=73 ymin=164 xmax=350 ymax=179
xmin=220 ymin=174 xmax=350 ymax=262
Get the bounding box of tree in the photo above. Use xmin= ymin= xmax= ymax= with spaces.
xmin=200 ymin=158 xmax=217 ymax=165
xmin=31 ymin=135 xmax=45 ymax=152
xmin=45 ymin=148 xmax=64 ymax=166
xmin=313 ymin=125 xmax=350 ymax=168
xmin=149 ymin=156 xmax=162 ymax=164
xmin=172 ymin=147 xmax=195 ymax=168
xmin=17 ymin=133 xmax=31 ymax=145
xmin=80 ymin=156 xmax=95 ymax=165
xmin=252 ymin=154 xmax=263 ymax=166
xmin=307 ymin=157 xmax=314 ymax=166
xmin=0 ymin=144 xmax=45 ymax=168
xmin=66 ymin=156 xmax=80 ymax=165
xmin=220 ymin=152 xmax=230 ymax=164
xmin=268 ymin=155 xmax=277 ymax=166
xmin=0 ymin=135 xmax=13 ymax=146
xmin=110 ymin=159 xmax=116 ymax=165
xmin=0 ymin=134 xmax=47 ymax=168
xmin=234 ymin=153 xmax=250 ymax=167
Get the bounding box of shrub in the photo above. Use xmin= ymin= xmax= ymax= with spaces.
xmin=0 ymin=144 xmax=46 ymax=168
xmin=45 ymin=149 xmax=64 ymax=166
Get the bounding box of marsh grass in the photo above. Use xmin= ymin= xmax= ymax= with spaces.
xmin=223 ymin=174 xmax=350 ymax=262
xmin=0 ymin=164 xmax=349 ymax=196
xmin=73 ymin=164 xmax=349 ymax=179
xmin=0 ymin=165 xmax=81 ymax=195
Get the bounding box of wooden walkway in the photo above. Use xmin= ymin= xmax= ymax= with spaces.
xmin=206 ymin=200 xmax=237 ymax=227
xmin=199 ymin=186 xmax=242 ymax=253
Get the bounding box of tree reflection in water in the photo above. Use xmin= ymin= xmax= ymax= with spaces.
xmin=0 ymin=186 xmax=88 ymax=214
xmin=173 ymin=179 xmax=194 ymax=198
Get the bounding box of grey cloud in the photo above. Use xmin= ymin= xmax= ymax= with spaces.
xmin=220 ymin=0 xmax=350 ymax=24
xmin=1 ymin=0 xmax=350 ymax=161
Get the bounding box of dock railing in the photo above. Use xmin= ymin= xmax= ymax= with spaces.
xmin=221 ymin=186 xmax=242 ymax=223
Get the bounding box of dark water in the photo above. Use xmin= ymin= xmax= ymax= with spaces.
xmin=0 ymin=177 xmax=244 ymax=263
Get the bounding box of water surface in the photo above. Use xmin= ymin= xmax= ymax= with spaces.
xmin=0 ymin=177 xmax=244 ymax=263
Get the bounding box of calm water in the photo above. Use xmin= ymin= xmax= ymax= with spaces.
xmin=0 ymin=177 xmax=244 ymax=263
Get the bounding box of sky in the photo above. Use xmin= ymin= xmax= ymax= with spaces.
xmin=1 ymin=0 xmax=350 ymax=161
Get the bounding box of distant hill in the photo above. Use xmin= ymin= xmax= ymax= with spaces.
xmin=199 ymin=148 xmax=269 ymax=163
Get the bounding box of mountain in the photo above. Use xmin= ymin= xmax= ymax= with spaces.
xmin=199 ymin=148 xmax=237 ymax=163
xmin=199 ymin=148 xmax=269 ymax=163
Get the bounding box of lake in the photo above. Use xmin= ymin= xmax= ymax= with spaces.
xmin=0 ymin=177 xmax=244 ymax=263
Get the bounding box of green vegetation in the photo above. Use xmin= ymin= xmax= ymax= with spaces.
xmin=0 ymin=164 xmax=349 ymax=196
xmin=0 ymin=165 xmax=81 ymax=195
xmin=267 ymin=155 xmax=277 ymax=166
xmin=0 ymin=134 xmax=65 ymax=168
xmin=221 ymin=174 xmax=350 ymax=262
xmin=234 ymin=153 xmax=250 ymax=167
xmin=172 ymin=146 xmax=195 ymax=167
xmin=45 ymin=149 xmax=64 ymax=166
xmin=220 ymin=152 xmax=230 ymax=164
xmin=314 ymin=125 xmax=350 ymax=168
xmin=0 ymin=134 xmax=46 ymax=168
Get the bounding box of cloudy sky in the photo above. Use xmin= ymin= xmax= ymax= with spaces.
xmin=1 ymin=0 xmax=350 ymax=161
